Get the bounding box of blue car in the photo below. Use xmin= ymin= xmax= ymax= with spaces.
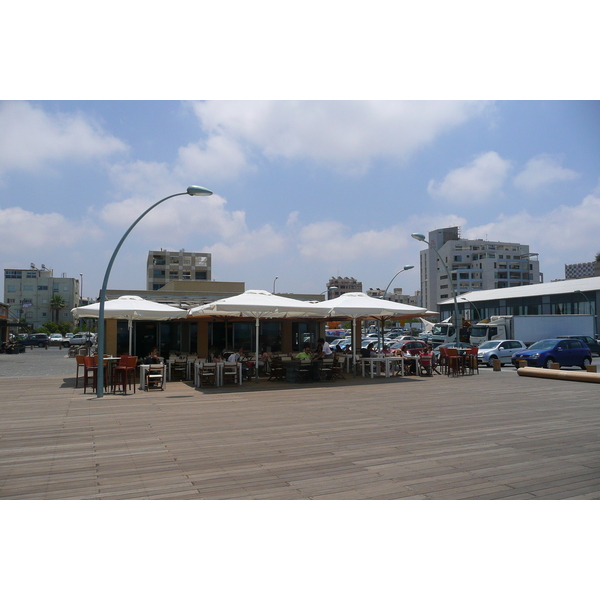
xmin=511 ymin=338 xmax=592 ymax=369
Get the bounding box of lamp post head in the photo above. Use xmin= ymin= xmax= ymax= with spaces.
xmin=187 ymin=185 xmax=213 ymax=196
xmin=403 ymin=265 xmax=415 ymax=271
xmin=411 ymin=233 xmax=426 ymax=242
xmin=575 ymin=289 xmax=581 ymax=294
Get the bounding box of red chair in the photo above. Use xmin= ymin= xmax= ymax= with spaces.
xmin=75 ymin=354 xmax=86 ymax=388
xmin=464 ymin=347 xmax=479 ymax=374
xmin=112 ymin=355 xmax=138 ymax=394
xmin=446 ymin=348 xmax=464 ymax=377
xmin=418 ymin=353 xmax=434 ymax=376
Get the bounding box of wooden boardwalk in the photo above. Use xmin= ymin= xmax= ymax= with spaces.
xmin=1 ymin=369 xmax=599 ymax=499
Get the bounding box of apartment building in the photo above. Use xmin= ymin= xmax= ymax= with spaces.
xmin=418 ymin=227 xmax=542 ymax=312
xmin=147 ymin=249 xmax=212 ymax=291
xmin=3 ymin=266 xmax=80 ymax=329
xmin=326 ymin=276 xmax=362 ymax=299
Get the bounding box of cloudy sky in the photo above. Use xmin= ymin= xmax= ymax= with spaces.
xmin=2 ymin=99 xmax=599 ymax=300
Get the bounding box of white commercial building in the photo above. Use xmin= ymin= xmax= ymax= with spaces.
xmin=418 ymin=226 xmax=542 ymax=312
xmin=3 ymin=266 xmax=80 ymax=329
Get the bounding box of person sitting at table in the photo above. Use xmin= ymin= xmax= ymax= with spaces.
xmin=144 ymin=348 xmax=160 ymax=364
xmin=382 ymin=344 xmax=391 ymax=355
xmin=256 ymin=346 xmax=270 ymax=374
xmin=296 ymin=346 xmax=313 ymax=361
xmin=314 ymin=338 xmax=333 ymax=360
xmin=360 ymin=342 xmax=376 ymax=358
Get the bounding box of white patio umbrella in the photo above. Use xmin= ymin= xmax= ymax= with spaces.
xmin=188 ymin=290 xmax=331 ymax=381
xmin=315 ymin=292 xmax=429 ymax=374
xmin=71 ymin=295 xmax=187 ymax=354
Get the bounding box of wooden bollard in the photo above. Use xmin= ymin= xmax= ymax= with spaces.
xmin=492 ymin=359 xmax=502 ymax=371
xmin=586 ymin=365 xmax=597 ymax=373
xmin=550 ymin=362 xmax=561 ymax=369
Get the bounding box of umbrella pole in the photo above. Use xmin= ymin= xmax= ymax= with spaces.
xmin=353 ymin=317 xmax=357 ymax=376
xmin=255 ymin=317 xmax=260 ymax=382
xmin=128 ymin=319 xmax=133 ymax=355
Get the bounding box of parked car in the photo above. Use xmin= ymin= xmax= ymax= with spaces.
xmin=68 ymin=332 xmax=96 ymax=346
xmin=48 ymin=333 xmax=67 ymax=347
xmin=477 ymin=340 xmax=528 ymax=368
xmin=21 ymin=333 xmax=49 ymax=347
xmin=556 ymin=335 xmax=600 ymax=357
xmin=511 ymin=338 xmax=592 ymax=369
xmin=389 ymin=340 xmax=429 ymax=355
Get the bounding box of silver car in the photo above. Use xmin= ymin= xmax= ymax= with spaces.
xmin=477 ymin=339 xmax=527 ymax=367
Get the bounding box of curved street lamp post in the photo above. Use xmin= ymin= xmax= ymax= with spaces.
xmin=411 ymin=233 xmax=460 ymax=345
xmin=96 ymin=185 xmax=213 ymax=398
xmin=459 ymin=296 xmax=481 ymax=323
xmin=378 ymin=265 xmax=414 ymax=348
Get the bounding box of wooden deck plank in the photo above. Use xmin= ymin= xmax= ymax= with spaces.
xmin=1 ymin=369 xmax=600 ymax=499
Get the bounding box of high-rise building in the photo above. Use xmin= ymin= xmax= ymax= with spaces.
xmin=418 ymin=226 xmax=542 ymax=311
xmin=147 ymin=249 xmax=212 ymax=291
xmin=326 ymin=276 xmax=362 ymax=299
xmin=3 ymin=265 xmax=80 ymax=329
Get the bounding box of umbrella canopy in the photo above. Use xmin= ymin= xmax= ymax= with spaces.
xmin=188 ymin=290 xmax=331 ymax=381
xmin=315 ymin=292 xmax=429 ymax=372
xmin=72 ymin=295 xmax=187 ymax=354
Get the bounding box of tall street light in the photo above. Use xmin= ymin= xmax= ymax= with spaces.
xmin=272 ymin=276 xmax=279 ymax=294
xmin=459 ymin=296 xmax=481 ymax=322
xmin=378 ymin=265 xmax=414 ymax=348
xmin=411 ymin=232 xmax=460 ymax=345
xmin=96 ymin=185 xmax=213 ymax=398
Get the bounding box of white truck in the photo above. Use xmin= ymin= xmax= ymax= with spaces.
xmin=469 ymin=314 xmax=595 ymax=347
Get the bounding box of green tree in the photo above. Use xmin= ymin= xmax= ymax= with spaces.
xmin=595 ymin=251 xmax=600 ymax=263
xmin=50 ymin=295 xmax=66 ymax=325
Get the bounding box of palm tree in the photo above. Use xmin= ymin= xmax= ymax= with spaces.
xmin=50 ymin=295 xmax=66 ymax=325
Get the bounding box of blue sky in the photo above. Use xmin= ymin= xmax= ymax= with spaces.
xmin=2 ymin=100 xmax=599 ymax=301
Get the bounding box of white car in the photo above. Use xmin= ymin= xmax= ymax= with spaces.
xmin=477 ymin=340 xmax=528 ymax=367
xmin=48 ymin=333 xmax=66 ymax=347
xmin=68 ymin=332 xmax=96 ymax=346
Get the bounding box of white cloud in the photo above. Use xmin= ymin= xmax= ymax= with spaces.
xmin=0 ymin=101 xmax=128 ymax=178
xmin=176 ymin=134 xmax=252 ymax=181
xmin=98 ymin=192 xmax=287 ymax=265
xmin=190 ymin=100 xmax=489 ymax=174
xmin=0 ymin=207 xmax=101 ymax=253
xmin=513 ymin=154 xmax=579 ymax=191
xmin=427 ymin=151 xmax=511 ymax=204
xmin=202 ymin=224 xmax=287 ymax=264
xmin=464 ymin=190 xmax=600 ymax=272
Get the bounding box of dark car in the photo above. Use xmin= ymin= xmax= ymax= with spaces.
xmin=512 ymin=338 xmax=592 ymax=369
xmin=557 ymin=335 xmax=600 ymax=357
xmin=21 ymin=333 xmax=49 ymax=348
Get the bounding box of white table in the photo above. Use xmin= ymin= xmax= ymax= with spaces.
xmin=359 ymin=355 xmax=419 ymax=378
